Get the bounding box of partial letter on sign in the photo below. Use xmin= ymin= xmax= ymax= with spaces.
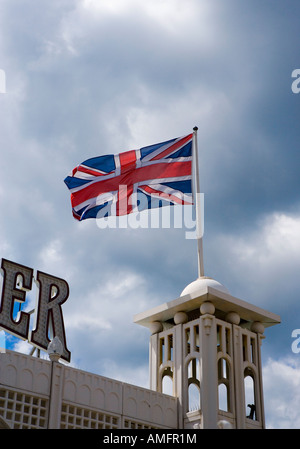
xmin=0 ymin=258 xmax=71 ymax=362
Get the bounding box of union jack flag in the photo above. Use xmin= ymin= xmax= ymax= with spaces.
xmin=64 ymin=133 xmax=194 ymax=221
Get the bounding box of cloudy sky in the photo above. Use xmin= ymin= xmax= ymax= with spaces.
xmin=0 ymin=0 xmax=300 ymax=429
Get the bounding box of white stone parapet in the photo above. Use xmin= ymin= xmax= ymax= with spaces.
xmin=0 ymin=350 xmax=177 ymax=429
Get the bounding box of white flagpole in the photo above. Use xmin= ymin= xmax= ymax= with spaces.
xmin=193 ymin=126 xmax=204 ymax=278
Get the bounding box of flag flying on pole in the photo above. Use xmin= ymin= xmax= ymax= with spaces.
xmin=64 ymin=133 xmax=194 ymax=221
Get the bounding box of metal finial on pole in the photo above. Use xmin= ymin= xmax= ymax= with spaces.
xmin=193 ymin=126 xmax=204 ymax=278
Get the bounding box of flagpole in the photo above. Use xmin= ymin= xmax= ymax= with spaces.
xmin=193 ymin=126 xmax=204 ymax=278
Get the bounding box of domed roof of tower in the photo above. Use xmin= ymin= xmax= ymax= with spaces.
xmin=180 ymin=276 xmax=230 ymax=297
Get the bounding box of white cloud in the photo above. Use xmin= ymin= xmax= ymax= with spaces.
xmin=80 ymin=0 xmax=211 ymax=34
xmin=264 ymin=356 xmax=300 ymax=428
xmin=208 ymin=211 xmax=300 ymax=308
xmin=235 ymin=213 xmax=300 ymax=267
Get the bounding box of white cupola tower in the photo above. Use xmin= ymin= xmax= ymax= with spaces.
xmin=134 ymin=276 xmax=280 ymax=429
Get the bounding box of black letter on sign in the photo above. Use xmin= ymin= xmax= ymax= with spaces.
xmin=0 ymin=259 xmax=33 ymax=339
xmin=30 ymin=271 xmax=71 ymax=362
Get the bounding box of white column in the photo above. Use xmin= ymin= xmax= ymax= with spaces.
xmin=199 ymin=302 xmax=218 ymax=429
xmin=173 ymin=312 xmax=188 ymax=429
xmin=149 ymin=321 xmax=163 ymax=392
xmin=48 ymin=361 xmax=64 ymax=429
xmin=232 ymin=324 xmax=245 ymax=428
xmin=257 ymin=333 xmax=266 ymax=428
xmin=251 ymin=321 xmax=266 ymax=428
